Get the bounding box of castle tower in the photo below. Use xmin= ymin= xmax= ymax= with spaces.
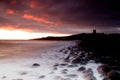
xmin=93 ymin=29 xmax=96 ymax=34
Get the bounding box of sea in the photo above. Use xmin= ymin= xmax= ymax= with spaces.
xmin=0 ymin=40 xmax=102 ymax=80
xmin=0 ymin=40 xmax=71 ymax=59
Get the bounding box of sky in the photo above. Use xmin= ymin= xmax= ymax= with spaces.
xmin=0 ymin=0 xmax=120 ymax=39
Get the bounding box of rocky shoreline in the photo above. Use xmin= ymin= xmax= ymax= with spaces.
xmin=0 ymin=40 xmax=120 ymax=80
xmin=59 ymin=40 xmax=120 ymax=80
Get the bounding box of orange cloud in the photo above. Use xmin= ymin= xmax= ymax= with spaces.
xmin=6 ymin=9 xmax=15 ymax=14
xmin=23 ymin=14 xmax=54 ymax=24
xmin=30 ymin=0 xmax=39 ymax=9
xmin=30 ymin=0 xmax=49 ymax=9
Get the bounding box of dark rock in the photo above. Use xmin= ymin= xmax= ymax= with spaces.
xmin=68 ymin=64 xmax=78 ymax=67
xmin=64 ymin=58 xmax=70 ymax=62
xmin=61 ymin=71 xmax=67 ymax=74
xmin=19 ymin=72 xmax=27 ymax=75
xmin=39 ymin=75 xmax=45 ymax=78
xmin=62 ymin=69 xmax=68 ymax=72
xmin=53 ymin=67 xmax=58 ymax=70
xmin=102 ymin=78 xmax=110 ymax=80
xmin=2 ymin=76 xmax=7 ymax=79
xmin=32 ymin=63 xmax=40 ymax=67
xmin=61 ymin=69 xmax=68 ymax=74
xmin=107 ymin=70 xmax=120 ymax=80
xmin=78 ymin=66 xmax=86 ymax=71
xmin=83 ymin=68 xmax=94 ymax=78
xmin=71 ymin=56 xmax=88 ymax=65
xmin=60 ymin=63 xmax=68 ymax=66
xmin=87 ymin=68 xmax=93 ymax=72
xmin=83 ymin=69 xmax=97 ymax=80
xmin=71 ymin=58 xmax=82 ymax=64
xmin=53 ymin=63 xmax=59 ymax=67
xmin=97 ymin=64 xmax=111 ymax=75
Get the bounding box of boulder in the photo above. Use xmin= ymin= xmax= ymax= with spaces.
xmin=68 ymin=64 xmax=78 ymax=67
xmin=78 ymin=66 xmax=86 ymax=71
xmin=62 ymin=69 xmax=68 ymax=72
xmin=32 ymin=63 xmax=40 ymax=67
xmin=53 ymin=67 xmax=58 ymax=70
xmin=59 ymin=63 xmax=68 ymax=66
xmin=39 ymin=75 xmax=45 ymax=78
xmin=2 ymin=76 xmax=7 ymax=79
xmin=97 ymin=64 xmax=111 ymax=75
xmin=107 ymin=70 xmax=120 ymax=80
xmin=53 ymin=63 xmax=59 ymax=67
xmin=83 ymin=68 xmax=94 ymax=78
xmin=19 ymin=71 xmax=27 ymax=75
xmin=61 ymin=69 xmax=68 ymax=74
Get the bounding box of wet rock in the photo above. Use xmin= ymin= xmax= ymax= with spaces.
xmin=86 ymin=68 xmax=93 ymax=74
xmin=83 ymin=68 xmax=94 ymax=78
xmin=61 ymin=69 xmax=68 ymax=74
xmin=19 ymin=72 xmax=27 ymax=75
xmin=78 ymin=66 xmax=86 ymax=71
xmin=83 ymin=69 xmax=97 ymax=80
xmin=32 ymin=63 xmax=40 ymax=67
xmin=62 ymin=69 xmax=68 ymax=72
xmin=97 ymin=64 xmax=111 ymax=75
xmin=107 ymin=70 xmax=120 ymax=80
xmin=71 ymin=58 xmax=82 ymax=64
xmin=61 ymin=71 xmax=67 ymax=74
xmin=65 ymin=74 xmax=78 ymax=78
xmin=39 ymin=75 xmax=45 ymax=78
xmin=2 ymin=76 xmax=7 ymax=79
xmin=53 ymin=67 xmax=58 ymax=70
xmin=60 ymin=63 xmax=68 ymax=66
xmin=70 ymin=52 xmax=89 ymax=64
xmin=53 ymin=63 xmax=59 ymax=67
xmin=102 ymin=78 xmax=110 ymax=80
xmin=68 ymin=64 xmax=78 ymax=67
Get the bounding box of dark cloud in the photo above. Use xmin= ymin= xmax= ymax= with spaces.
xmin=0 ymin=0 xmax=120 ymax=34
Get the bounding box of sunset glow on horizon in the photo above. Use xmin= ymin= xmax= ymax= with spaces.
xmin=0 ymin=0 xmax=119 ymax=38
xmin=0 ymin=29 xmax=69 ymax=40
